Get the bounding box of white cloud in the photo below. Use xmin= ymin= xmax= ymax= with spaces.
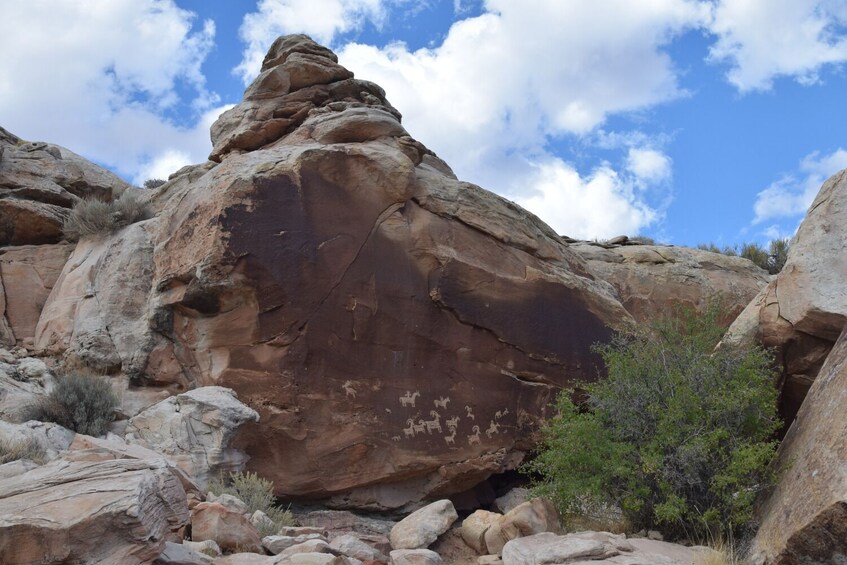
xmin=626 ymin=148 xmax=672 ymax=184
xmin=0 ymin=0 xmax=219 ymax=181
xmin=753 ymin=148 xmax=847 ymax=223
xmin=235 ymin=0 xmax=391 ymax=83
xmin=517 ymin=159 xmax=659 ymax=239
xmin=708 ymin=0 xmax=847 ymax=91
xmin=335 ymin=0 xmax=705 ymax=237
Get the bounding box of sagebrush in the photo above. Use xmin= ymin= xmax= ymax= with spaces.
xmin=527 ymin=301 xmax=780 ymax=539
xmin=697 ymin=239 xmax=789 ymax=274
xmin=208 ymin=471 xmax=294 ymax=536
xmin=0 ymin=435 xmax=47 ymax=464
xmin=23 ymin=373 xmax=118 ymax=436
xmin=63 ymin=189 xmax=152 ymax=240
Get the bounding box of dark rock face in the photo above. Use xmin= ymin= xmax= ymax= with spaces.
xmin=36 ymin=35 xmax=631 ymax=509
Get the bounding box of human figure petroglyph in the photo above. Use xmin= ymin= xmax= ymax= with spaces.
xmin=342 ymin=380 xmax=357 ymax=398
xmin=486 ymin=420 xmax=500 ymax=438
xmin=468 ymin=425 xmax=481 ymax=445
xmin=444 ymin=429 xmax=456 ymax=445
xmin=434 ymin=396 xmax=450 ymax=409
xmin=446 ymin=415 xmax=460 ymax=431
xmin=400 ymin=391 xmax=421 ymax=407
xmin=425 ymin=411 xmax=442 ymax=434
xmin=465 ymin=405 xmax=475 ymax=420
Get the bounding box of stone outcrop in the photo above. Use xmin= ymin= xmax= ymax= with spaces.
xmin=571 ymin=240 xmax=769 ymax=325
xmin=725 ymin=168 xmax=847 ymax=423
xmin=125 ymin=386 xmax=259 ymax=488
xmin=748 ymin=326 xmax=847 ymax=564
xmin=0 ymin=243 xmax=73 ymax=346
xmin=191 ymin=501 xmax=263 ymax=554
xmin=0 ymin=125 xmax=131 ymax=246
xmin=483 ymin=498 xmax=561 ymax=556
xmin=35 ymin=34 xmax=633 ymax=508
xmin=0 ymin=458 xmax=189 ymax=564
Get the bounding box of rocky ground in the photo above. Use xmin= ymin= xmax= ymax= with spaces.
xmin=1 ymin=34 xmax=846 ymax=564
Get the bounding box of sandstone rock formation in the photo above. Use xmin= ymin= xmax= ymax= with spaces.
xmin=34 ymin=34 xmax=633 ymax=508
xmin=483 ymin=498 xmax=561 ymax=556
xmin=125 ymin=386 xmax=259 ymax=488
xmin=0 ymin=125 xmax=131 ymax=246
xmin=390 ymin=499 xmax=458 ymax=550
xmin=191 ymin=501 xmax=263 ymax=554
xmin=0 ymin=243 xmax=73 ymax=346
xmin=0 ymin=458 xmax=189 ymax=564
xmin=571 ymin=240 xmax=769 ymax=325
xmin=725 ymin=168 xmax=847 ymax=423
xmin=748 ymin=326 xmax=847 ymax=564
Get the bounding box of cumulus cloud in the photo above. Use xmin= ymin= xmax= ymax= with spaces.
xmin=517 ymin=158 xmax=660 ymax=239
xmin=235 ymin=0 xmax=391 ymax=83
xmin=708 ymin=0 xmax=847 ymax=91
xmin=753 ymin=148 xmax=847 ymax=223
xmin=0 ymin=0 xmax=220 ymax=181
xmin=626 ymin=148 xmax=673 ymax=184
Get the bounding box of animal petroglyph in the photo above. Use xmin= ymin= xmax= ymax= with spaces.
xmin=467 ymin=425 xmax=481 ymax=446
xmin=425 ymin=411 xmax=442 ymax=434
xmin=400 ymin=391 xmax=421 ymax=407
xmin=465 ymin=405 xmax=475 ymax=420
xmin=446 ymin=416 xmax=460 ymax=431
xmin=413 ymin=419 xmax=426 ymax=435
xmin=486 ymin=420 xmax=500 ymax=438
xmin=403 ymin=421 xmax=415 ymax=438
xmin=342 ymin=380 xmax=357 ymax=398
xmin=434 ymin=396 xmax=450 ymax=409
xmin=391 ymin=435 xmax=401 ymax=442
xmin=444 ymin=429 xmax=456 ymax=445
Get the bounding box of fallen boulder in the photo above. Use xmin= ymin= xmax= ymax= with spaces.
xmin=390 ymin=499 xmax=458 ymax=550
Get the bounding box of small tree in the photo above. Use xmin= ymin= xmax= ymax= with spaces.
xmin=527 ymin=302 xmax=780 ymax=539
xmin=767 ymin=238 xmax=790 ymax=274
xmin=143 ymin=178 xmax=166 ymax=189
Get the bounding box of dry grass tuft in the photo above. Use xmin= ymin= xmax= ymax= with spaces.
xmin=63 ymin=189 xmax=152 ymax=240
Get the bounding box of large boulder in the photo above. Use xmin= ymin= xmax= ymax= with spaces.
xmin=33 ymin=35 xmax=633 ymax=509
xmin=572 ymin=240 xmax=769 ymax=325
xmin=0 ymin=458 xmax=189 ymax=564
xmin=748 ymin=326 xmax=847 ymax=564
xmin=725 ymin=168 xmax=847 ymax=423
xmin=501 ymin=532 xmax=698 ymax=565
xmin=483 ymin=498 xmax=561 ymax=556
xmin=191 ymin=501 xmax=263 ymax=554
xmin=0 ymin=125 xmax=131 ymax=246
xmin=0 ymin=243 xmax=73 ymax=346
xmin=125 ymin=386 xmax=259 ymax=488
xmin=390 ymin=499 xmax=458 ymax=550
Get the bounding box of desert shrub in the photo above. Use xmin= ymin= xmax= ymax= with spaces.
xmin=767 ymin=239 xmax=790 ymax=274
xmin=143 ymin=178 xmax=166 ymax=189
xmin=63 ymin=189 xmax=152 ymax=240
xmin=697 ymin=240 xmax=790 ymax=274
xmin=630 ymin=235 xmax=657 ymax=245
xmin=23 ymin=374 xmax=118 ymax=436
xmin=0 ymin=435 xmax=47 ymax=464
xmin=527 ymin=302 xmax=780 ymax=539
xmin=208 ymin=471 xmax=294 ymax=536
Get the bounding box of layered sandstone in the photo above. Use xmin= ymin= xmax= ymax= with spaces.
xmin=35 ymin=35 xmax=631 ymax=508
xmin=571 ymin=240 xmax=769 ymax=325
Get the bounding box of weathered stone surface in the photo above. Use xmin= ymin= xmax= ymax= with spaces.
xmin=492 ymin=488 xmax=530 ymax=515
xmin=390 ymin=499 xmax=458 ymax=549
xmin=191 ymin=501 xmax=263 ymax=553
xmin=484 ymin=499 xmax=561 ymax=556
xmin=0 ymin=356 xmax=56 ymax=420
xmin=0 ymin=420 xmax=74 ymax=461
xmin=207 ymin=492 xmax=249 ymax=514
xmin=572 ymin=241 xmax=769 ymax=325
xmin=0 ymin=458 xmax=189 ymax=564
xmin=330 ymin=534 xmax=386 ymax=561
xmin=725 ymin=168 xmax=847 ymax=423
xmin=501 ymin=532 xmax=693 ymax=565
xmin=0 ymin=125 xmax=131 ymax=246
xmin=0 ymin=243 xmax=73 ymax=345
xmin=125 ymin=386 xmax=259 ymax=488
xmin=34 ymin=36 xmax=633 ymax=509
xmin=748 ymin=326 xmax=847 ymax=564
xmin=389 ymin=549 xmax=444 ymax=565
xmin=278 ymin=538 xmax=333 ymax=557
xmin=183 ymin=539 xmax=222 ymax=558
xmin=155 ymin=541 xmax=214 ymax=564
xmin=462 ymin=510 xmax=502 ymax=554
xmin=264 ymin=534 xmax=327 ymax=554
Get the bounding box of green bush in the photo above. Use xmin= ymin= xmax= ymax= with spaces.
xmin=23 ymin=374 xmax=118 ymax=437
xmin=63 ymin=189 xmax=152 ymax=240
xmin=208 ymin=471 xmax=294 ymax=536
xmin=697 ymin=239 xmax=790 ymax=275
xmin=527 ymin=302 xmax=780 ymax=539
xmin=0 ymin=435 xmax=47 ymax=464
xmin=143 ymin=178 xmax=166 ymax=189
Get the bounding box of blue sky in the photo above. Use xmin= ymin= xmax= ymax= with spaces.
xmin=2 ymin=1 xmax=847 ymax=246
